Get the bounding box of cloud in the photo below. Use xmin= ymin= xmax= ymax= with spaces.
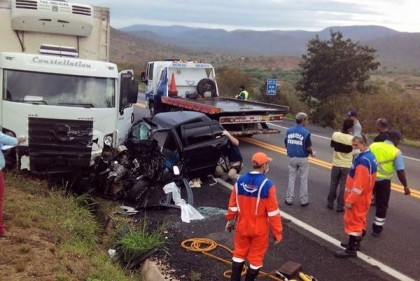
xmin=75 ymin=0 xmax=420 ymax=32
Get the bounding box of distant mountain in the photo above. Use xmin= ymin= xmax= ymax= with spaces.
xmin=119 ymin=25 xmax=420 ymax=69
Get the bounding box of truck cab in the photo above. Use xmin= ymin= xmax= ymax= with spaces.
xmin=142 ymin=60 xmax=218 ymax=115
xmin=0 ymin=0 xmax=138 ymax=174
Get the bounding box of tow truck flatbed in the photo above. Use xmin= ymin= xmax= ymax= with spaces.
xmin=162 ymin=96 xmax=288 ymax=115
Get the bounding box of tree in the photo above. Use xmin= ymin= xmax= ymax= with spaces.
xmin=216 ymin=66 xmax=253 ymax=98
xmin=296 ymin=31 xmax=380 ymax=104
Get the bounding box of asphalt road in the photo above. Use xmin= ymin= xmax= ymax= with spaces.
xmin=133 ymin=96 xmax=419 ymax=280
xmin=236 ymin=121 xmax=420 ymax=281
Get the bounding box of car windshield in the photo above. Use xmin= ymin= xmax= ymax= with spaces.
xmin=3 ymin=69 xmax=115 ymax=108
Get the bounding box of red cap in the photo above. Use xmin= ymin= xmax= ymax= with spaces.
xmin=252 ymin=152 xmax=272 ymax=166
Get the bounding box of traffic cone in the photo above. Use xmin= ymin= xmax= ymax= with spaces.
xmin=168 ymin=73 xmax=178 ymax=97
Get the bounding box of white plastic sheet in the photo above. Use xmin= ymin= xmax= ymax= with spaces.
xmin=163 ymin=182 xmax=204 ymax=223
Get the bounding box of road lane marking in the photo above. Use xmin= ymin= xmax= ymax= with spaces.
xmin=268 ymin=122 xmax=420 ymax=162
xmin=241 ymin=137 xmax=420 ymax=198
xmin=217 ymin=178 xmax=416 ymax=281
xmin=135 ymin=103 xmax=146 ymax=108
xmin=269 ymin=123 xmax=331 ymax=140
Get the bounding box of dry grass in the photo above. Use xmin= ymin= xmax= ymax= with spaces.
xmin=0 ymin=171 xmax=138 ymax=281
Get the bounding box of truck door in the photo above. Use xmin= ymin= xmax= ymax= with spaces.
xmin=117 ymin=70 xmax=138 ymax=146
xmin=144 ymin=62 xmax=154 ymax=95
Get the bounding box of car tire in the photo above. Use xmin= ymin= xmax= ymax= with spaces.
xmin=125 ymin=179 xmax=150 ymax=206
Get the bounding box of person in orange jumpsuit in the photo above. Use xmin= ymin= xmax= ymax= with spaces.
xmin=336 ymin=135 xmax=377 ymax=258
xmin=226 ymin=152 xmax=283 ymax=281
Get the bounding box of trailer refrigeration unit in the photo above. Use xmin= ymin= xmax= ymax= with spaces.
xmin=0 ymin=0 xmax=138 ymax=174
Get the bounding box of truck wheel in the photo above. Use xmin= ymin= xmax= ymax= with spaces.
xmin=197 ymin=78 xmax=217 ymax=97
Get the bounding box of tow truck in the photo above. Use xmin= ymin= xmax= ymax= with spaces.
xmin=141 ymin=60 xmax=289 ymax=136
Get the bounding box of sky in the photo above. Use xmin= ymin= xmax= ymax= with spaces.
xmin=75 ymin=0 xmax=420 ymax=33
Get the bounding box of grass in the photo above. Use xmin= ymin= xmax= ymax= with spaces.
xmin=2 ymin=170 xmax=168 ymax=281
xmin=189 ymin=271 xmax=202 ymax=281
xmin=115 ymin=216 xmax=168 ymax=264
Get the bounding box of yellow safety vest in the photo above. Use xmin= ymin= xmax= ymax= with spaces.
xmin=369 ymin=142 xmax=399 ymax=179
xmin=239 ymin=90 xmax=249 ymax=100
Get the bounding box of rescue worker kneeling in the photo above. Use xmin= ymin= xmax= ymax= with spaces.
xmin=225 ymin=152 xmax=283 ymax=280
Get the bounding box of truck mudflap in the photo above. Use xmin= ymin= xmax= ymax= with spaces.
xmin=229 ymin=128 xmax=281 ymax=137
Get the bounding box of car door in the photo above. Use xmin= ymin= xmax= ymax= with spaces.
xmin=180 ymin=120 xmax=228 ymax=178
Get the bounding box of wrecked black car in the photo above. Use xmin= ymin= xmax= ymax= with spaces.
xmin=91 ymin=111 xmax=228 ymax=209
xmin=129 ymin=111 xmax=228 ymax=179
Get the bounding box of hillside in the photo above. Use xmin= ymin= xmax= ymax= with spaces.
xmin=109 ymin=27 xmax=301 ymax=72
xmin=119 ymin=24 xmax=420 ymax=70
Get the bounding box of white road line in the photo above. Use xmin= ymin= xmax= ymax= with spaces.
xmin=268 ymin=123 xmax=420 ymax=162
xmin=268 ymin=123 xmax=331 ymax=140
xmin=217 ymin=177 xmax=416 ymax=281
xmin=280 ymin=212 xmax=416 ymax=281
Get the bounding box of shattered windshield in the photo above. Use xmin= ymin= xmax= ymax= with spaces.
xmin=3 ymin=69 xmax=115 ymax=108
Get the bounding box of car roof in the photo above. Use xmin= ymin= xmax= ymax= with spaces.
xmin=150 ymin=111 xmax=212 ymax=129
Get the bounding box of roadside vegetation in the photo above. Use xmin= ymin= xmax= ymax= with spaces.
xmin=0 ymin=170 xmax=167 ymax=281
xmin=111 ymin=27 xmax=420 ymax=141
xmin=211 ymin=32 xmax=420 ymax=141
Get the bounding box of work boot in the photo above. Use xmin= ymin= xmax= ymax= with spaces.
xmin=244 ymin=267 xmax=260 ymax=281
xmin=340 ymin=241 xmax=360 ymax=251
xmin=230 ymin=261 xmax=245 ymax=281
xmin=341 ymin=229 xmax=365 ymax=250
xmin=340 ymin=234 xmax=363 ymax=251
xmin=335 ymin=235 xmax=358 ymax=258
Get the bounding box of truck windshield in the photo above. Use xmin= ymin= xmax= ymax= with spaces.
xmin=3 ymin=69 xmax=115 ymax=108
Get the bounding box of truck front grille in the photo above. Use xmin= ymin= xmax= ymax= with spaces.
xmin=28 ymin=117 xmax=93 ymax=173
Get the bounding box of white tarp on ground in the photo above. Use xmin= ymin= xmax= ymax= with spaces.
xmin=163 ymin=182 xmax=204 ymax=223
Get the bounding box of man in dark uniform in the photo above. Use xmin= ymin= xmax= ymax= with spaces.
xmin=373 ymin=118 xmax=389 ymax=142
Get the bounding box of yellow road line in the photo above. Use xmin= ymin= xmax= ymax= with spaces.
xmin=241 ymin=137 xmax=420 ymax=198
xmin=135 ymin=103 xmax=146 ymax=108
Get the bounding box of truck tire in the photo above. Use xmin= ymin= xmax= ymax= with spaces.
xmin=197 ymin=78 xmax=217 ymax=97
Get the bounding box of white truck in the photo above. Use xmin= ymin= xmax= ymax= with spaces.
xmin=141 ymin=60 xmax=289 ymax=136
xmin=0 ymin=0 xmax=138 ymax=174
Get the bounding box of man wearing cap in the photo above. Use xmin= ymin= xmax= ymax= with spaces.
xmin=347 ymin=110 xmax=362 ymax=137
xmin=327 ymin=119 xmax=354 ymax=212
xmin=284 ymin=112 xmax=314 ymax=207
xmin=225 ymin=152 xmax=282 ymax=281
xmin=369 ymin=129 xmax=411 ymax=237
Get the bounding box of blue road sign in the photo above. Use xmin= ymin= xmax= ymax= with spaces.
xmin=266 ymin=79 xmax=277 ymax=95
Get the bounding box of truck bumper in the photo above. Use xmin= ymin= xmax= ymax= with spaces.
xmin=229 ymin=128 xmax=280 ymax=137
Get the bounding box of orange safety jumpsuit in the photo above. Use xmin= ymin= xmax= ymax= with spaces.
xmin=226 ymin=172 xmax=282 ymax=268
xmin=343 ymin=150 xmax=377 ymax=235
